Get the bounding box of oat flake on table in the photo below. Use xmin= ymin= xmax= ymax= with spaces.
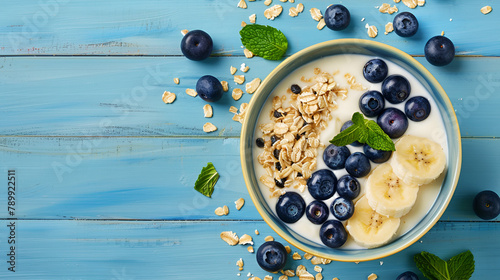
xmin=161 ymin=91 xmax=176 ymax=104
xmin=203 ymin=104 xmax=213 ymax=118
xmin=237 ymin=0 xmax=247 ymax=9
xmin=185 ymin=88 xmax=197 ymax=97
xmin=264 ymin=4 xmax=283 ymax=20
xmin=385 ymin=22 xmax=394 ymax=35
xmin=309 ymin=7 xmax=322 ymax=21
xmin=366 ymin=24 xmax=378 ymax=38
xmin=221 ymin=80 xmax=229 ymax=92
xmin=481 ymin=5 xmax=492 ymax=14
xmin=203 ymin=122 xmax=217 ymax=133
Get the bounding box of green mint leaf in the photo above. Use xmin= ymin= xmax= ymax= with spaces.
xmin=194 ymin=162 xmax=219 ymax=198
xmin=414 ymin=251 xmax=449 ymax=280
xmin=329 ymin=112 xmax=394 ymax=150
xmin=240 ymin=24 xmax=288 ymax=60
xmin=365 ymin=120 xmax=396 ymax=151
xmin=352 ymin=112 xmax=366 ymax=128
xmin=447 ymin=250 xmax=475 ymax=280
xmin=329 ymin=123 xmax=363 ymax=147
xmin=414 ymin=251 xmax=475 ymax=280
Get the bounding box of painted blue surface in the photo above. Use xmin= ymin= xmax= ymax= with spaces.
xmin=1 ymin=1 xmax=500 ymax=56
xmin=0 ymin=0 xmax=499 ymax=279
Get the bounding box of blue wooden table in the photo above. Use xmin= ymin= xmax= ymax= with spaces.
xmin=1 ymin=1 xmax=499 ymax=279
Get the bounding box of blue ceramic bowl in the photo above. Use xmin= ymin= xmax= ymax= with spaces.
xmin=240 ymin=39 xmax=462 ymax=262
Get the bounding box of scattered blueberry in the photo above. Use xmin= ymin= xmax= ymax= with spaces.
xmin=274 ymin=178 xmax=286 ymax=189
xmin=393 ymin=12 xmax=419 ymax=37
xmin=324 ymin=4 xmax=350 ymax=31
xmin=337 ymin=175 xmax=361 ymax=200
xmin=256 ymin=241 xmax=288 ymax=273
xmin=196 ymin=75 xmax=223 ymax=102
xmin=271 ymin=135 xmax=279 ymax=145
xmin=273 ymin=149 xmax=280 ymax=160
xmin=345 ymin=152 xmax=371 ymax=178
xmin=274 ymin=110 xmax=283 ymax=118
xmin=377 ymin=108 xmax=409 ymax=139
xmin=319 ymin=220 xmax=348 ymax=248
xmin=256 ymin=138 xmax=265 ymax=148
xmin=180 ymin=30 xmax=213 ymax=61
xmin=305 ymin=200 xmax=329 ymax=225
xmin=473 ymin=190 xmax=500 ymax=220
xmin=276 ymin=192 xmax=306 ymax=223
xmin=363 ymin=59 xmax=388 ymax=83
xmin=405 ymin=96 xmax=431 ymax=122
xmin=275 ymin=162 xmax=282 ymax=171
xmin=307 ymin=169 xmax=337 ymax=200
xmin=323 ymin=144 xmax=351 ymax=170
xmin=331 ymin=197 xmax=354 ymax=221
xmin=363 ymin=144 xmax=392 ymax=163
xmin=291 ymin=84 xmax=302 ymax=94
xmin=396 ymin=271 xmax=420 ymax=280
xmin=382 ymin=75 xmax=411 ymax=104
xmin=359 ymin=90 xmax=385 ymax=117
xmin=341 ymin=121 xmax=362 ymax=147
xmin=425 ymin=36 xmax=455 ymax=66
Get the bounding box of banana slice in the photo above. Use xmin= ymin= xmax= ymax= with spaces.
xmin=391 ymin=135 xmax=446 ymax=186
xmin=346 ymin=196 xmax=400 ymax=248
xmin=365 ymin=163 xmax=419 ymax=218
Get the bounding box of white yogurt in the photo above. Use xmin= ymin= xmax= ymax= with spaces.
xmin=253 ymin=54 xmax=449 ymax=249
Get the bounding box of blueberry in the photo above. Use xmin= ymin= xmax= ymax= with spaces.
xmin=359 ymin=90 xmax=385 ymax=117
xmin=275 ymin=178 xmax=286 ymax=189
xmin=363 ymin=144 xmax=392 ymax=163
xmin=256 ymin=241 xmax=288 ymax=273
xmin=425 ymin=36 xmax=455 ymax=66
xmin=256 ymin=138 xmax=265 ymax=148
xmin=291 ymin=84 xmax=302 ymax=94
xmin=382 ymin=75 xmax=411 ymax=104
xmin=377 ymin=108 xmax=409 ymax=139
xmin=363 ymin=59 xmax=388 ymax=83
xmin=331 ymin=197 xmax=354 ymax=221
xmin=324 ymin=4 xmax=350 ymax=31
xmin=405 ymin=96 xmax=431 ymax=122
xmin=345 ymin=152 xmax=371 ymax=178
xmin=337 ymin=175 xmax=361 ymax=200
xmin=271 ymin=135 xmax=279 ymax=145
xmin=273 ymin=149 xmax=280 ymax=159
xmin=396 ymin=271 xmax=419 ymax=280
xmin=393 ymin=12 xmax=419 ymax=37
xmin=275 ymin=162 xmax=282 ymax=171
xmin=319 ymin=220 xmax=348 ymax=248
xmin=180 ymin=30 xmax=213 ymax=61
xmin=196 ymin=75 xmax=224 ymax=102
xmin=305 ymin=200 xmax=329 ymax=225
xmin=473 ymin=190 xmax=500 ymax=220
xmin=323 ymin=144 xmax=351 ymax=170
xmin=276 ymin=192 xmax=306 ymax=223
xmin=307 ymin=169 xmax=337 ymax=200
xmin=341 ymin=121 xmax=362 ymax=147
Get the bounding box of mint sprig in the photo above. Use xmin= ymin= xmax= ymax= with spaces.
xmin=240 ymin=24 xmax=288 ymax=60
xmin=329 ymin=112 xmax=395 ymax=151
xmin=194 ymin=162 xmax=219 ymax=198
xmin=414 ymin=250 xmax=475 ymax=280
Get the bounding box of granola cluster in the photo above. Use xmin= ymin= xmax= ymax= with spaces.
xmin=257 ymin=68 xmax=349 ymax=197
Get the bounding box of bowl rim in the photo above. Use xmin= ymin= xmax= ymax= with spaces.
xmin=240 ymin=38 xmax=462 ymax=262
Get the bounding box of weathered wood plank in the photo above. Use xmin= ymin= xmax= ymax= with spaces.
xmin=1 ymin=0 xmax=499 ymax=56
xmin=0 ymin=136 xmax=498 ymax=221
xmin=1 ymin=56 xmax=500 ymax=137
xmin=0 ymin=220 xmax=497 ymax=279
